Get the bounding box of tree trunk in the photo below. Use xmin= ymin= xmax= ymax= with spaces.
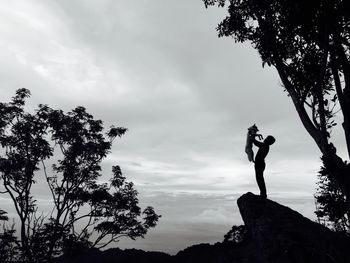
xmin=21 ymin=221 xmax=33 ymax=263
xmin=341 ymin=86 xmax=350 ymax=159
xmin=275 ymin=60 xmax=350 ymax=215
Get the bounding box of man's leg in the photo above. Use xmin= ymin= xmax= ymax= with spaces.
xmin=255 ymin=163 xmax=267 ymax=198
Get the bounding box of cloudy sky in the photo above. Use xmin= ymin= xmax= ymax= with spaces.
xmin=0 ymin=0 xmax=348 ymax=254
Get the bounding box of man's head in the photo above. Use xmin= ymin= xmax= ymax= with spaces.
xmin=264 ymin=135 xmax=275 ymax=145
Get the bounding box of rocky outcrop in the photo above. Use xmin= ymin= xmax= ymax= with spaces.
xmin=238 ymin=192 xmax=350 ymax=263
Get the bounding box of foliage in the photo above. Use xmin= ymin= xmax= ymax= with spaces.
xmin=0 ymin=89 xmax=160 ymax=262
xmin=315 ymin=159 xmax=349 ymax=232
xmin=0 ymin=210 xmax=19 ymax=262
xmin=203 ymin=0 xmax=350 ymax=210
xmin=0 ymin=209 xmax=8 ymax=221
xmin=223 ymin=225 xmax=248 ymax=243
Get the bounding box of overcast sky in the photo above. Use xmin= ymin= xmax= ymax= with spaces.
xmin=0 ymin=0 xmax=348 ymax=254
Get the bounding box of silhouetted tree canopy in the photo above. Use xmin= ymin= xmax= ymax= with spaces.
xmin=0 ymin=89 xmax=160 ymax=262
xmin=0 ymin=210 xmax=19 ymax=262
xmin=203 ymin=0 xmax=350 ymax=211
xmin=223 ymin=225 xmax=248 ymax=243
xmin=315 ymin=159 xmax=349 ymax=233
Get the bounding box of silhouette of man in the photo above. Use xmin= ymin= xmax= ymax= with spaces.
xmin=253 ymin=135 xmax=275 ymax=198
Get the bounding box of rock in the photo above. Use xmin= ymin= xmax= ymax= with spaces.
xmin=237 ymin=192 xmax=350 ymax=263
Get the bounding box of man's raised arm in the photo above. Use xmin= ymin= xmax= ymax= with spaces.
xmin=253 ymin=138 xmax=264 ymax=148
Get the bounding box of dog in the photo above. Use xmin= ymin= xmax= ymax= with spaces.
xmin=245 ymin=124 xmax=263 ymax=162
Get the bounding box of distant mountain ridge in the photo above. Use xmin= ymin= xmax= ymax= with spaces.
xmin=56 ymin=192 xmax=350 ymax=263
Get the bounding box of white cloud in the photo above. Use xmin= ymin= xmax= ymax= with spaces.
xmin=190 ymin=207 xmax=236 ymax=225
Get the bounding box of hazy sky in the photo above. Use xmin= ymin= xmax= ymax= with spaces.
xmin=0 ymin=0 xmax=348 ymax=254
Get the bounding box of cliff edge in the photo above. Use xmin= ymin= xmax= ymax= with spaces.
xmin=237 ymin=192 xmax=350 ymax=263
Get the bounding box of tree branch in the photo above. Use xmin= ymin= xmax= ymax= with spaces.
xmin=275 ymin=58 xmax=328 ymax=153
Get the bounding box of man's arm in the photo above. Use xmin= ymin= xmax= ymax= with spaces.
xmin=256 ymin=134 xmax=263 ymax=140
xmin=253 ymin=138 xmax=264 ymax=148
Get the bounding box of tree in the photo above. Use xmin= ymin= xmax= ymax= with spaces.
xmin=315 ymin=159 xmax=350 ymax=232
xmin=0 ymin=89 xmax=51 ymax=262
xmin=0 ymin=89 xmax=160 ymax=262
xmin=223 ymin=225 xmax=249 ymax=243
xmin=203 ymin=0 xmax=350 ymax=210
